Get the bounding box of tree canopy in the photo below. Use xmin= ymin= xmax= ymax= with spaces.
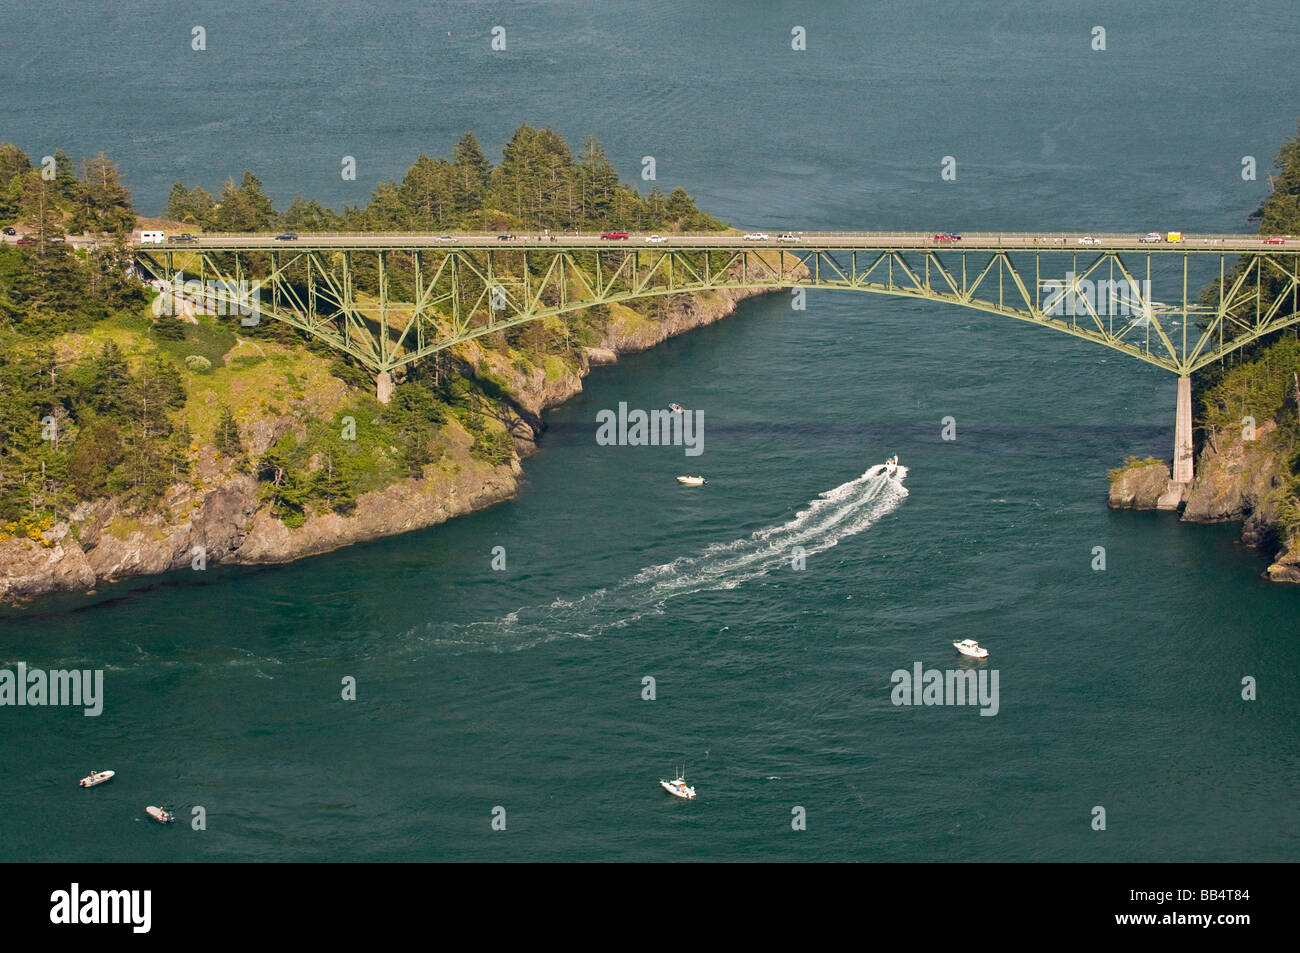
xmin=157 ymin=126 xmax=725 ymax=234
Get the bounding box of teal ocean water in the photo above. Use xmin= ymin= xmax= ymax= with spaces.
xmin=1 ymin=1 xmax=1298 ymax=861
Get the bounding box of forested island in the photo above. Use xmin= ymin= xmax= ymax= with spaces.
xmin=1109 ymin=122 xmax=1300 ymax=582
xmin=0 ymin=127 xmax=782 ymax=602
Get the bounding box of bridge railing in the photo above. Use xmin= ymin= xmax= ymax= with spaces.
xmin=146 ymin=230 xmax=1277 ymax=243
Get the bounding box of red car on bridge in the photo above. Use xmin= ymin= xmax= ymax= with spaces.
xmin=600 ymin=231 xmax=629 ymax=240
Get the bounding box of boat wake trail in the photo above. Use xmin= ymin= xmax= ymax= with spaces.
xmin=410 ymin=465 xmax=909 ymax=652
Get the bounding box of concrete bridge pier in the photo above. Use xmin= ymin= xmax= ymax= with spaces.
xmin=377 ymin=371 xmax=394 ymax=405
xmin=1173 ymin=375 xmax=1193 ymax=484
xmin=1156 ymin=375 xmax=1195 ymax=510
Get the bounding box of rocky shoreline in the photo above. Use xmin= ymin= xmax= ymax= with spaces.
xmin=0 ymin=270 xmax=793 ymax=605
xmin=1107 ymin=416 xmax=1300 ymax=582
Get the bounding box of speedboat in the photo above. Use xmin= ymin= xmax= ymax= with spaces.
xmin=669 ymin=402 xmax=684 ymax=413
xmin=660 ymin=771 xmax=696 ymax=800
xmin=676 ymin=475 xmax=706 ymax=486
xmin=953 ymin=639 xmax=989 ymax=659
xmin=884 ymin=454 xmax=899 ymax=477
xmin=145 ymin=806 xmax=175 ymax=824
xmin=78 ymin=770 xmax=114 ymax=788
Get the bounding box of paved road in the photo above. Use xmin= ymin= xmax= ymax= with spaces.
xmin=135 ymin=231 xmax=1294 ymax=252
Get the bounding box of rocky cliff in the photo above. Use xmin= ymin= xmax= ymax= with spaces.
xmin=0 ymin=267 xmax=796 ymax=604
xmin=1107 ymin=417 xmax=1300 ymax=582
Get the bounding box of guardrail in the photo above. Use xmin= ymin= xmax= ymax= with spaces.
xmin=138 ymin=230 xmax=1291 ymax=245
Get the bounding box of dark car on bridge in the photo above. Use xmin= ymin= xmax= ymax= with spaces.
xmin=275 ymin=232 xmax=298 ymax=241
xmin=173 ymin=233 xmax=199 ymax=243
xmin=2 ymin=226 xmax=15 ymax=236
xmin=497 ymin=233 xmax=515 ymax=241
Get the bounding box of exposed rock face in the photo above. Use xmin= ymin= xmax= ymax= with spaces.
xmin=1108 ymin=462 xmax=1172 ymax=509
xmin=1265 ymin=534 xmax=1300 ymax=582
xmin=1181 ymin=419 xmax=1284 ymax=523
xmin=2 ymin=261 xmax=801 ymax=604
xmin=0 ymin=525 xmax=97 ymax=602
xmin=1106 ymin=416 xmax=1300 ymax=583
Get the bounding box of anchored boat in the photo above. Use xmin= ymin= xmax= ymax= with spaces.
xmin=78 ymin=770 xmax=114 ymax=788
xmin=676 ymin=475 xmax=706 ymax=486
xmin=660 ymin=768 xmax=696 ymax=800
xmin=953 ymin=639 xmax=989 ymax=659
xmin=145 ymin=806 xmax=175 ymax=824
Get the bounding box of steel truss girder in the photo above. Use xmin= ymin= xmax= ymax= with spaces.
xmin=134 ymin=246 xmax=1300 ymax=377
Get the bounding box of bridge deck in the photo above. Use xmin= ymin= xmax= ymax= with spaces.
xmin=142 ymin=232 xmax=1291 ymax=252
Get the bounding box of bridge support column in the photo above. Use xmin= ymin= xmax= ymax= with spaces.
xmin=1173 ymin=374 xmax=1193 ymax=484
xmin=377 ymin=371 xmax=394 ymax=405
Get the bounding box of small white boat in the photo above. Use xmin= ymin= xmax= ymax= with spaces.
xmin=669 ymin=402 xmax=684 ymax=413
xmin=78 ymin=770 xmax=114 ymax=788
xmin=884 ymin=454 xmax=899 ymax=477
xmin=660 ymin=770 xmax=696 ymax=800
xmin=676 ymin=475 xmax=706 ymax=486
xmin=953 ymin=639 xmax=989 ymax=659
xmin=145 ymin=806 xmax=175 ymax=824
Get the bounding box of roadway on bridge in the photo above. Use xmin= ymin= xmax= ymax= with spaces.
xmin=137 ymin=232 xmax=1292 ymax=252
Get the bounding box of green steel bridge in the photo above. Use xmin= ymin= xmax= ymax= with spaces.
xmin=134 ymin=231 xmax=1300 ymax=484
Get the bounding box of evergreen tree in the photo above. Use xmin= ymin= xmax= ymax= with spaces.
xmin=279 ymin=196 xmax=338 ymax=231
xmin=451 ymin=132 xmax=491 ymax=215
xmin=52 ymin=149 xmax=80 ymax=205
xmin=213 ymin=404 xmax=244 ymax=460
xmin=162 ymin=181 xmax=215 ymax=224
xmin=577 ymin=135 xmax=618 ymax=225
xmin=18 ymin=172 xmax=66 ymax=250
xmin=1250 ymin=121 xmax=1300 ymax=234
xmin=311 ymin=451 xmax=356 ymax=514
xmin=74 ymin=153 xmax=135 ymax=235
xmin=212 ymin=172 xmax=276 ymax=231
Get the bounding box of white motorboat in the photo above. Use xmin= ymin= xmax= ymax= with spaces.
xmin=660 ymin=770 xmax=696 ymax=800
xmin=145 ymin=806 xmax=175 ymax=824
xmin=676 ymin=475 xmax=706 ymax=486
xmin=884 ymin=454 xmax=899 ymax=477
xmin=953 ymin=639 xmax=989 ymax=659
xmin=669 ymin=402 xmax=684 ymax=413
xmin=78 ymin=770 xmax=114 ymax=788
